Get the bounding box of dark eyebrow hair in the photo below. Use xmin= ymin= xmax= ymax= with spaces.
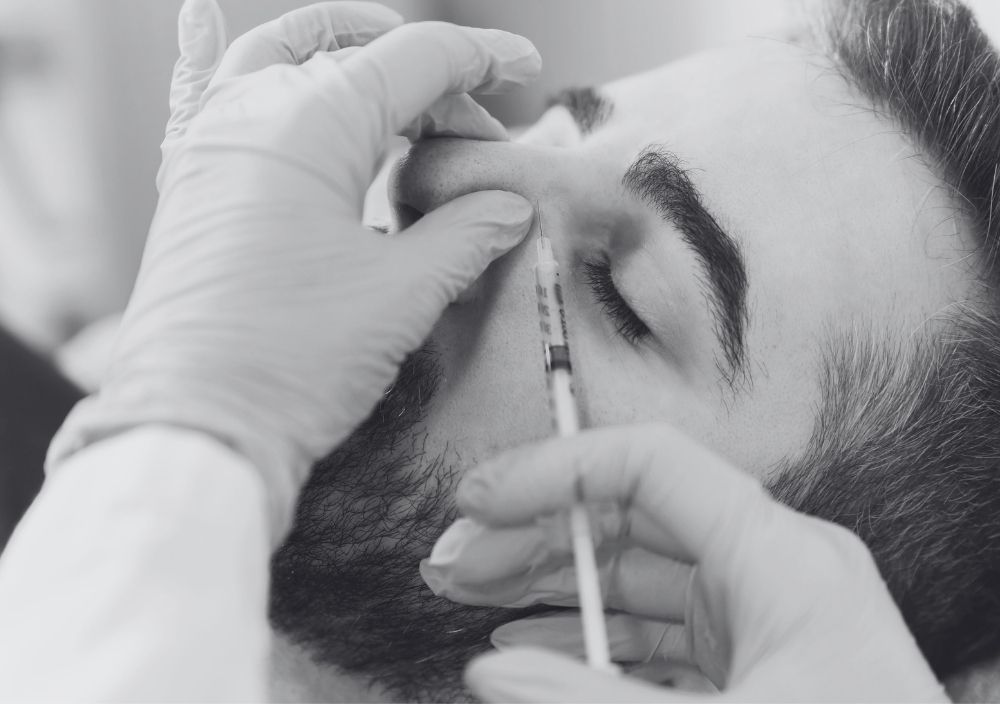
xmin=623 ymin=146 xmax=750 ymax=385
xmin=546 ymin=86 xmax=613 ymax=134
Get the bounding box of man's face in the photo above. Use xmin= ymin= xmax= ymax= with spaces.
xmin=270 ymin=38 xmax=977 ymax=700
xmin=396 ymin=39 xmax=973 ymax=487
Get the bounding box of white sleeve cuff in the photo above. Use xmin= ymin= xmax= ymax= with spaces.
xmin=0 ymin=425 xmax=272 ymax=702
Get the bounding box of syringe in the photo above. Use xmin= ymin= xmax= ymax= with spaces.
xmin=533 ymin=214 xmax=615 ymax=673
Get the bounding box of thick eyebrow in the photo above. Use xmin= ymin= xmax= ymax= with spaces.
xmin=546 ymin=86 xmax=613 ymax=134
xmin=623 ymin=146 xmax=750 ymax=385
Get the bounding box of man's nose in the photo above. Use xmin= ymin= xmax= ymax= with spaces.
xmin=391 ymin=138 xmax=583 ymax=450
xmin=389 ymin=137 xmax=566 ymax=228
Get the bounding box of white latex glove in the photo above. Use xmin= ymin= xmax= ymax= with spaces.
xmin=421 ymin=423 xmax=948 ymax=702
xmin=47 ymin=0 xmax=541 ymax=543
xmin=158 ymin=0 xmax=511 ymax=191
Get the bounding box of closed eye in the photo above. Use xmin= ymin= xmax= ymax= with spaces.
xmin=582 ymin=258 xmax=651 ymax=344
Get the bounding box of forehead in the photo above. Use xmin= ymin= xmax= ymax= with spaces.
xmin=599 ymin=39 xmax=921 ymax=203
xmin=596 ymin=39 xmax=977 ymax=313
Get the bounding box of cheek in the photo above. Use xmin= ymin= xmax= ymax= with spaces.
xmin=419 ymin=249 xmax=554 ymax=467
xmin=573 ymin=352 xmax=713 ymax=435
xmin=711 ymin=221 xmax=905 ymax=481
xmin=567 ymin=300 xmax=720 ymax=443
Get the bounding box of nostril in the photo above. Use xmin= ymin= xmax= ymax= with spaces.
xmin=389 ymin=136 xmax=512 ymax=231
xmin=394 ymin=201 xmax=424 ymax=231
xmin=388 ymin=150 xmax=427 ymax=231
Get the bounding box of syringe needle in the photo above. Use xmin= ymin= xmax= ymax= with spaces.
xmin=533 ymin=212 xmax=615 ymax=673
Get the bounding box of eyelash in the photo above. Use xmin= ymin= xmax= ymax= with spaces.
xmin=581 ymin=258 xmax=651 ymax=344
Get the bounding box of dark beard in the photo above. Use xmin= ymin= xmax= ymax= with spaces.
xmin=270 ymin=324 xmax=1000 ymax=697
xmin=765 ymin=326 xmax=1000 ymax=679
xmin=269 ymin=345 xmax=547 ymax=701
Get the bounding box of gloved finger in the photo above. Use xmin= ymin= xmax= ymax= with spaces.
xmin=209 ymin=1 xmax=403 ymax=86
xmin=492 ymin=612 xmax=691 ymax=664
xmin=420 ymin=506 xmax=693 ymax=610
xmin=340 ymin=22 xmax=540 ymax=139
xmin=400 ymin=94 xmax=508 ymax=142
xmin=466 ymin=647 xmax=695 ymax=704
xmin=629 ymin=661 xmax=721 ymax=694
xmin=329 ymin=46 xmax=508 ymax=142
xmin=333 ymin=46 xmax=507 ymax=141
xmin=421 ymin=515 xmax=575 ymax=586
xmin=456 ymin=423 xmax=771 ymax=566
xmin=159 ymin=0 xmax=227 ymax=191
xmin=422 ymin=508 xmax=646 ymax=586
xmin=546 ymin=549 xmax=691 ymax=619
xmin=423 ymin=536 xmax=691 ymax=621
xmin=392 ymin=190 xmax=533 ymax=323
xmin=328 ymin=45 xmax=363 ymax=61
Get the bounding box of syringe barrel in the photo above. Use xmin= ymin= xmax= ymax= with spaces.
xmin=534 ymin=237 xmax=580 ymax=437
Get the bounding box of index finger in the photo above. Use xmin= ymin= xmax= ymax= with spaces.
xmin=339 ymin=21 xmax=541 ymax=137
xmin=159 ymin=0 xmax=228 ymax=191
xmin=456 ymin=423 xmax=773 ymax=566
xmin=210 ymin=1 xmax=404 ymax=86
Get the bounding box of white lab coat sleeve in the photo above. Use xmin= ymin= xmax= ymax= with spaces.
xmin=0 ymin=425 xmax=272 ymax=702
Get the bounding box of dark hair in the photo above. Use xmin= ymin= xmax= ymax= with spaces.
xmin=771 ymin=0 xmax=1000 ymax=678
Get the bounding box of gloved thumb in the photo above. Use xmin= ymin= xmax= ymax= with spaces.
xmin=399 ymin=191 xmax=534 ymax=311
xmin=466 ymin=647 xmax=708 ymax=703
xmin=159 ymin=0 xmax=227 ymax=191
xmin=491 ymin=612 xmax=690 ymax=664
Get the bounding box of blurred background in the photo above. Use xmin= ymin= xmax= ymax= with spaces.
xmin=1 ymin=0 xmax=999 ymax=359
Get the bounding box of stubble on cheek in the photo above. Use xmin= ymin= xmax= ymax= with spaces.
xmin=268 ymin=344 xmax=540 ymax=701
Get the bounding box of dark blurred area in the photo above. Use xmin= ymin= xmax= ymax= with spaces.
xmin=0 ymin=329 xmax=81 ymax=552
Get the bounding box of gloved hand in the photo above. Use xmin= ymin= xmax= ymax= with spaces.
xmin=421 ymin=423 xmax=948 ymax=702
xmin=158 ymin=0 xmax=514 ymax=191
xmin=47 ymin=0 xmax=540 ymax=543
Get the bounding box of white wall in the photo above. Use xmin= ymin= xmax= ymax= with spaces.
xmin=440 ymin=0 xmax=789 ymax=124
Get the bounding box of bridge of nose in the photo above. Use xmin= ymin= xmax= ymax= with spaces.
xmin=388 ymin=137 xmax=587 ymax=225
